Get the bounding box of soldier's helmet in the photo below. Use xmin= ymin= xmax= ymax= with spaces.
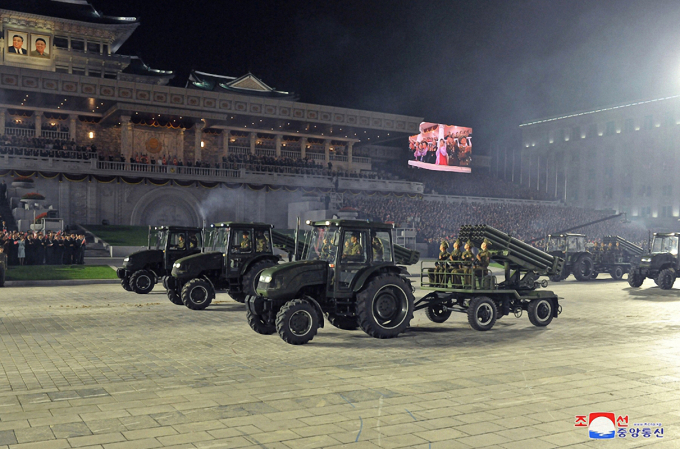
xmin=482 ymin=238 xmax=491 ymax=247
xmin=453 ymin=238 xmax=461 ymax=246
xmin=440 ymin=240 xmax=449 ymax=249
xmin=465 ymin=239 xmax=472 ymax=248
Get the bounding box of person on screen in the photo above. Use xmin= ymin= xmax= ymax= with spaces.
xmin=31 ymin=38 xmax=49 ymax=58
xmin=436 ymin=139 xmax=448 ymax=165
xmin=8 ymin=35 xmax=27 ymax=55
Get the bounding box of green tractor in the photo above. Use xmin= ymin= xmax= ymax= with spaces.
xmin=117 ymin=226 xmax=203 ymax=294
xmin=246 ymin=219 xmax=420 ymax=345
xmin=628 ymin=232 xmax=680 ymax=290
xmin=167 ymin=222 xmax=299 ymax=310
xmin=546 ymin=233 xmax=593 ymax=281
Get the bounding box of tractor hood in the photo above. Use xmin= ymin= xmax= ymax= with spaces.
xmin=256 ymin=260 xmax=327 ymax=301
xmin=122 ymin=249 xmax=163 ymax=271
xmin=637 ymin=252 xmax=674 ymax=269
xmin=171 ymin=251 xmax=224 ymax=279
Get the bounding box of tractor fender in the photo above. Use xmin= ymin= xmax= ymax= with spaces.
xmin=352 ymin=264 xmax=405 ymax=292
xmin=240 ymin=254 xmax=281 ymax=276
xmin=302 ymin=295 xmax=325 ymax=329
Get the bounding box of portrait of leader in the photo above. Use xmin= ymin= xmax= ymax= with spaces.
xmin=7 ymin=33 xmax=28 ymax=55
xmin=30 ymin=36 xmax=50 ymax=58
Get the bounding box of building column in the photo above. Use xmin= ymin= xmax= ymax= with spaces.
xmin=35 ymin=112 xmax=42 ymax=138
xmin=194 ymin=121 xmax=204 ymax=162
xmin=347 ymin=142 xmax=353 ymax=169
xmin=179 ymin=128 xmax=185 ymax=160
xmin=300 ymin=137 xmax=307 ymax=159
xmin=222 ymin=131 xmax=229 ymax=158
xmin=120 ymin=115 xmax=131 ymax=160
xmin=324 ymin=139 xmax=331 ymax=164
xmin=0 ymin=109 xmax=5 ymax=136
xmin=69 ymin=114 xmax=78 ymax=141
xmin=275 ymin=134 xmax=282 ymax=158
xmin=250 ymin=132 xmax=257 ymax=155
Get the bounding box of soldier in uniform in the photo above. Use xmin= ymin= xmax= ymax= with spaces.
xmin=343 ymin=233 xmax=363 ymax=260
xmin=177 ymin=235 xmax=186 ymax=250
xmin=460 ymin=240 xmax=475 ymax=286
xmin=473 ymin=238 xmax=492 ymax=284
xmin=319 ymin=236 xmax=332 ymax=260
xmin=431 ymin=240 xmax=449 ymax=286
xmin=447 ymin=239 xmax=463 ymax=286
xmin=255 ymin=231 xmax=269 ymax=253
xmin=371 ymin=233 xmax=384 ymax=261
xmin=240 ymin=232 xmax=251 ymax=251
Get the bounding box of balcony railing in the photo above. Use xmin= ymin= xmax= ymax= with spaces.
xmin=307 ymin=153 xmax=326 ymax=161
xmin=229 ymin=146 xmax=250 ymax=155
xmin=5 ymin=127 xmax=35 ymax=137
xmin=281 ymin=149 xmax=301 ymax=158
xmin=255 ymin=148 xmax=276 ymax=157
xmin=330 ymin=154 xmax=348 ymax=162
xmin=41 ymin=130 xmax=70 ymax=140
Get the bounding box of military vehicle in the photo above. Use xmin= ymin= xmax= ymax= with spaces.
xmin=417 ymin=225 xmax=563 ymax=331
xmin=247 ymin=219 xmax=420 ymax=345
xmin=628 ymin=232 xmax=680 ymax=290
xmin=168 ymin=222 xmax=300 ymax=309
xmin=117 ymin=226 xmax=203 ymax=294
xmin=546 ymin=233 xmax=642 ymax=282
xmin=0 ymin=252 xmax=6 ymax=287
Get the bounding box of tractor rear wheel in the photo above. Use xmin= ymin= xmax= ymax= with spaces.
xmin=356 ymin=274 xmax=414 ymax=339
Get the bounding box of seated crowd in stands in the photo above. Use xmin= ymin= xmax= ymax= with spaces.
xmin=381 ymin=161 xmax=555 ymax=201
xmin=0 ymin=230 xmax=86 ymax=266
xmin=344 ymin=196 xmax=649 ymax=256
xmin=0 ymin=134 xmax=98 ymax=159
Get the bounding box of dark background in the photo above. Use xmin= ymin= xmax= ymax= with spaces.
xmin=93 ymin=0 xmax=680 ymax=155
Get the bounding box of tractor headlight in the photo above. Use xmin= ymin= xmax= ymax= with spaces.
xmin=261 ymin=275 xmax=272 ymax=284
xmin=641 ymin=257 xmax=651 ymax=263
xmin=173 ymin=262 xmax=181 ymax=268
xmin=123 ymin=257 xmax=129 ymax=262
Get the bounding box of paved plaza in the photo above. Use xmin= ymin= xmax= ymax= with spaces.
xmin=0 ymin=276 xmax=679 ymax=448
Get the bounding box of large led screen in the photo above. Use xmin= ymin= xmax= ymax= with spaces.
xmin=408 ymin=122 xmax=472 ymax=173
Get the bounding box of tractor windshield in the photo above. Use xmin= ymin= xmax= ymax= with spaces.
xmin=210 ymin=228 xmax=230 ymax=252
xmin=155 ymin=229 xmax=168 ymax=250
xmin=547 ymin=236 xmax=567 ymax=252
xmin=303 ymin=227 xmax=340 ymax=261
xmin=651 ymin=236 xmax=678 ymax=255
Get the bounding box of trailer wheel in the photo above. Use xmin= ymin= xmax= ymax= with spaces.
xmin=467 ymin=296 xmax=497 ymax=331
xmin=549 ymin=274 xmax=561 ymax=283
xmin=247 ymin=309 xmax=276 ymax=335
xmin=658 ymin=268 xmax=676 ymax=290
xmin=425 ymin=303 xmax=452 ymax=323
xmin=628 ymin=269 xmax=644 ymax=288
xmin=166 ymin=288 xmax=183 ymax=305
xmin=573 ymin=255 xmax=594 ymax=281
xmin=121 ymin=278 xmax=133 ymax=292
xmin=276 ymin=298 xmax=319 ymax=345
xmin=181 ymin=278 xmax=214 ymax=310
xmin=356 ymin=274 xmax=414 ymax=339
xmin=528 ymin=298 xmax=554 ymax=327
xmin=610 ymin=266 xmax=624 ymax=281
xmin=130 ymin=270 xmax=154 ymax=294
xmin=328 ymin=314 xmax=359 ymax=330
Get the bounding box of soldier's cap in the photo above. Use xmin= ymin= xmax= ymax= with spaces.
xmin=440 ymin=240 xmax=449 ymax=249
xmin=482 ymin=238 xmax=491 ymax=246
xmin=465 ymin=239 xmax=473 ymax=246
xmin=453 ymin=238 xmax=461 ymax=246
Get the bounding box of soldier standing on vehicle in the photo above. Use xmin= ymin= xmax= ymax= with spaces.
xmin=447 ymin=239 xmax=463 ymax=286
xmin=473 ymin=238 xmax=492 ymax=282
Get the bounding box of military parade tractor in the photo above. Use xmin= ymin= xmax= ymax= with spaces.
xmin=545 ymin=233 xmax=592 ymax=281
xmin=246 ymin=219 xmax=420 ymax=345
xmin=417 ymin=225 xmax=563 ymax=331
xmin=0 ymin=251 xmax=6 ymax=287
xmin=592 ymin=235 xmax=643 ymax=280
xmin=117 ymin=226 xmax=203 ymax=294
xmin=628 ymin=232 xmax=680 ymax=290
xmin=168 ymin=222 xmax=299 ymax=309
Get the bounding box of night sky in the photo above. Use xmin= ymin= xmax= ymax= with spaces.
xmin=92 ymin=0 xmax=680 ymax=154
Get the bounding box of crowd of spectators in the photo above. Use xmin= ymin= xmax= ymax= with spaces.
xmin=0 ymin=230 xmax=86 ymax=266
xmin=1 ymin=135 xmax=98 ymax=159
xmin=381 ymin=161 xmax=555 ymax=201
xmin=344 ymin=196 xmax=649 ymax=256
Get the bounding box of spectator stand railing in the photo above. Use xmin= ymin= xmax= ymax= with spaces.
xmin=41 ymin=130 xmax=70 ymax=140
xmin=229 ymin=146 xmax=250 ymax=155
xmin=4 ymin=127 xmax=36 ymax=138
xmin=423 ymin=193 xmax=561 ymax=206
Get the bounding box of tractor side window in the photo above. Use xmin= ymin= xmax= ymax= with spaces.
xmin=231 ymin=230 xmax=252 ymax=254
xmin=255 ymin=230 xmax=271 ymax=253
xmin=371 ymin=231 xmax=392 ymax=262
xmin=168 ymin=232 xmax=187 ymax=250
xmin=340 ymin=231 xmax=367 ymax=264
xmin=186 ymin=231 xmax=201 ymax=249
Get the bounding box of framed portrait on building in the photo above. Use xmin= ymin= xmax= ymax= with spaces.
xmin=7 ymin=31 xmax=29 ymax=56
xmin=30 ymin=34 xmax=51 ymax=59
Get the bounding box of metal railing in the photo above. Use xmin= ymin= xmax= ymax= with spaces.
xmin=97 ymin=160 xmax=241 ymax=178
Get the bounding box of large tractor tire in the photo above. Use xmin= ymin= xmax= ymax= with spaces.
xmin=527 ymin=298 xmax=554 ymax=327
xmin=573 ymin=255 xmax=594 ymax=281
xmin=129 ymin=270 xmax=154 ymax=294
xmin=121 ymin=278 xmax=133 ymax=291
xmin=231 ymin=260 xmax=278 ymax=303
xmin=167 ymin=288 xmax=183 ymax=305
xmin=610 ymin=266 xmax=624 ymax=281
xmin=657 ymin=268 xmax=676 ymax=290
xmin=467 ymin=296 xmax=497 ymax=331
xmin=425 ymin=303 xmax=452 ymax=323
xmin=628 ymin=269 xmax=644 ymax=288
xmin=181 ymin=278 xmax=215 ymax=310
xmin=549 ymin=274 xmax=562 ymax=283
xmin=327 ymin=314 xmax=360 ymax=330
xmin=356 ymin=274 xmax=414 ymax=339
xmin=247 ymin=309 xmax=276 ymax=334
xmin=276 ymin=298 xmax=319 ymax=345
